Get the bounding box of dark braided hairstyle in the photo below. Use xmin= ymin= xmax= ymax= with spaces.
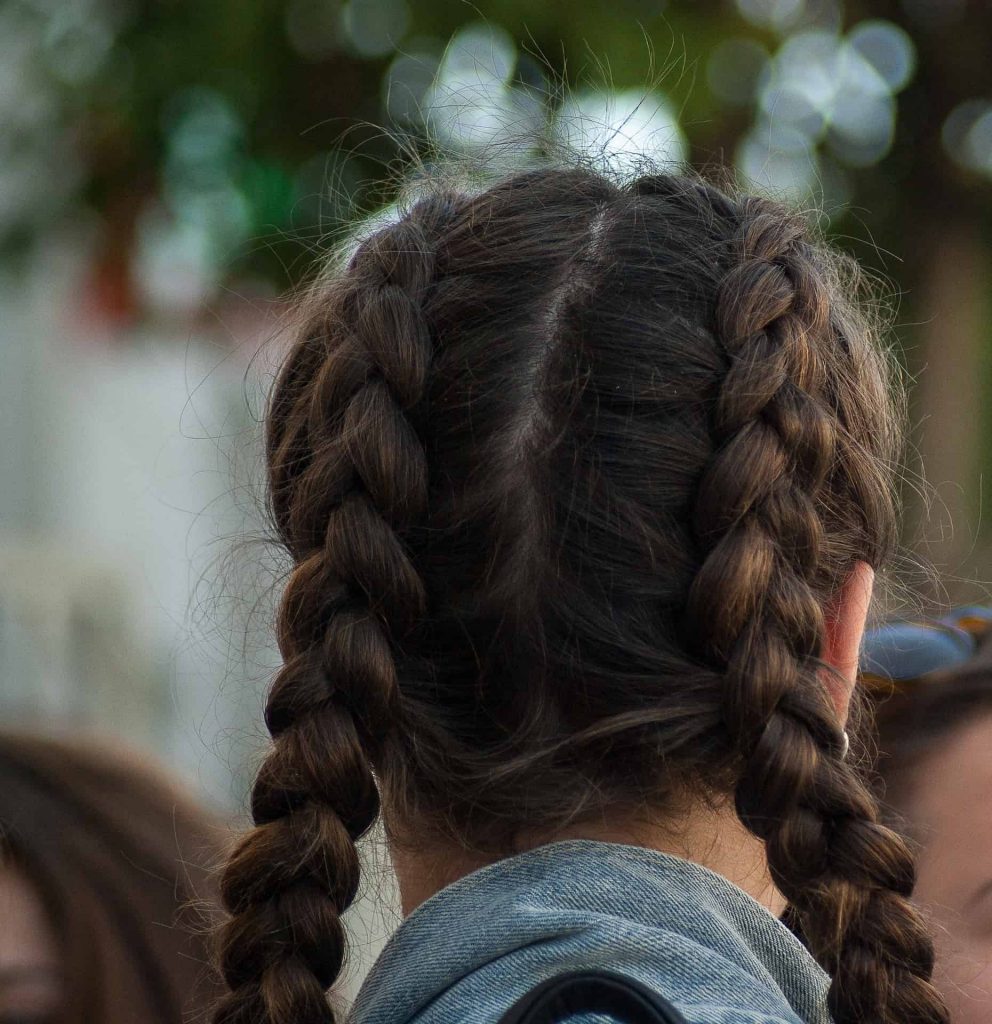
xmin=215 ymin=166 xmax=948 ymax=1024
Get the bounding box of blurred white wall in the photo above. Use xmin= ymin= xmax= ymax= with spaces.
xmin=0 ymin=235 xmax=273 ymax=808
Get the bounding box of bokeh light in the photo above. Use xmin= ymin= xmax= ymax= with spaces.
xmin=421 ymin=23 xmax=545 ymax=156
xmin=554 ymin=90 xmax=687 ymax=176
xmin=341 ymin=0 xmax=410 ymax=59
xmin=42 ymin=4 xmax=115 ymax=85
xmin=741 ymin=18 xmax=915 ymax=190
xmin=848 ymin=20 xmax=916 ymax=92
xmin=136 ymin=88 xmax=254 ymax=313
xmin=736 ymin=122 xmax=820 ymax=200
xmin=0 ymin=2 xmax=88 ymax=241
xmin=384 ymin=48 xmax=441 ymax=125
xmin=943 ymin=99 xmax=992 ymax=178
xmin=736 ymin=0 xmax=806 ymax=34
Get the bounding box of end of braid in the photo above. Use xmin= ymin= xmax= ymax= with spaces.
xmin=214 ymin=196 xmax=457 ymax=1024
xmin=687 ymin=195 xmax=948 ymax=1024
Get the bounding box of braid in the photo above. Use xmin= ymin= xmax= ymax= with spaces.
xmin=688 ymin=197 xmax=947 ymax=1024
xmin=214 ymin=198 xmax=454 ymax=1024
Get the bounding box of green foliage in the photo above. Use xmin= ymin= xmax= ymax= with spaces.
xmin=3 ymin=0 xmax=990 ymax=308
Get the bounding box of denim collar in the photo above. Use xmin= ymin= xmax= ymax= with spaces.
xmin=348 ymin=839 xmax=831 ymax=1024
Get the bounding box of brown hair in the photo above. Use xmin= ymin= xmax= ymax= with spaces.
xmin=215 ymin=167 xmax=948 ymax=1024
xmin=0 ymin=731 xmax=224 ymax=1024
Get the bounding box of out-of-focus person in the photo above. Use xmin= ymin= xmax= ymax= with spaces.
xmin=863 ymin=608 xmax=992 ymax=1024
xmin=0 ymin=732 xmax=224 ymax=1024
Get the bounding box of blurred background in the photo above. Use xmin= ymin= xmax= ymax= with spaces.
xmin=2 ymin=0 xmax=992 ymax=1001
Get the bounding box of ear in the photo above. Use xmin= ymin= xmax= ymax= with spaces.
xmin=822 ymin=561 xmax=875 ymax=726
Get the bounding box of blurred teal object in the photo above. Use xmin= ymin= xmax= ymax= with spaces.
xmin=860 ymin=607 xmax=992 ymax=688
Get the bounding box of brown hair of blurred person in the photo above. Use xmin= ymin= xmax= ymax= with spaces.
xmin=0 ymin=732 xmax=224 ymax=1024
xmin=874 ymin=653 xmax=992 ymax=1024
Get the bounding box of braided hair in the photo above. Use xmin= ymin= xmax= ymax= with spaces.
xmin=214 ymin=167 xmax=948 ymax=1024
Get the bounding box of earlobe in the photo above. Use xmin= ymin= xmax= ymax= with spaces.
xmin=822 ymin=561 xmax=875 ymax=724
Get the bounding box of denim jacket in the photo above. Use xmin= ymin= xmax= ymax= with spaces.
xmin=347 ymin=840 xmax=832 ymax=1024
xmin=343 ymin=839 xmax=831 ymax=1024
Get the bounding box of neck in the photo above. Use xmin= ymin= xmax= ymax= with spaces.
xmin=387 ymin=798 xmax=786 ymax=919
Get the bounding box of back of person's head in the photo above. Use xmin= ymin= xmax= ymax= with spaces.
xmin=863 ymin=611 xmax=992 ymax=1024
xmin=867 ymin=613 xmax=992 ymax=805
xmin=0 ymin=732 xmax=223 ymax=1024
xmin=214 ymin=165 xmax=947 ymax=1024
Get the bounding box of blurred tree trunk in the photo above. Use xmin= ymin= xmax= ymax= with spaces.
xmin=910 ymin=217 xmax=990 ymax=589
xmin=857 ymin=0 xmax=992 ymax=592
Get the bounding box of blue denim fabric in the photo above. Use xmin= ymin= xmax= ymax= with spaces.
xmin=347 ymin=839 xmax=832 ymax=1024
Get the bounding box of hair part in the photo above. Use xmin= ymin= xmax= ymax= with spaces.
xmin=214 ymin=163 xmax=948 ymax=1024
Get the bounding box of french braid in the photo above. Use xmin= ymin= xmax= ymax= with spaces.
xmin=687 ymin=197 xmax=947 ymax=1023
xmin=214 ymin=198 xmax=454 ymax=1024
